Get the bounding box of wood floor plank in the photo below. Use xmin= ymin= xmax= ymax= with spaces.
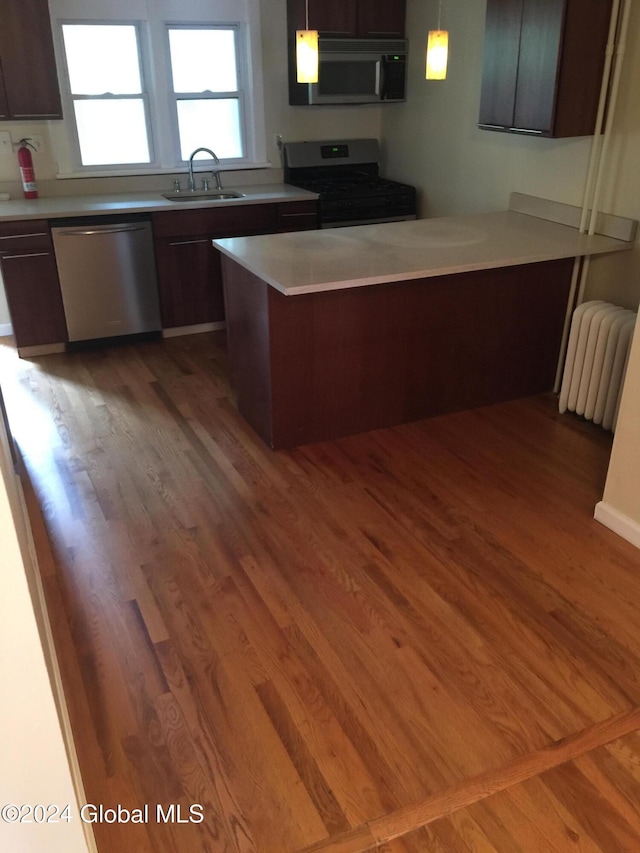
xmin=216 ymin=569 xmax=398 ymax=824
xmin=285 ymin=614 xmax=436 ymax=806
xmin=153 ymin=638 xmax=258 ymax=853
xmin=153 ymin=692 xmax=238 ymax=852
xmin=144 ymin=558 xmax=328 ymax=851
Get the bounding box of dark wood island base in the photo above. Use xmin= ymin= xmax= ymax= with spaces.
xmin=222 ymin=255 xmax=573 ymax=449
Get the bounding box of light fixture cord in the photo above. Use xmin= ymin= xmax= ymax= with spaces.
xmin=437 ymin=0 xmax=442 ymax=30
xmin=305 ymin=0 xmax=309 ymax=29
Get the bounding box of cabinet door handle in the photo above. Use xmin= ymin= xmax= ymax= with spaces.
xmin=0 ymin=232 xmax=49 ymax=240
xmin=279 ymin=212 xmax=317 ymax=218
xmin=168 ymin=238 xmax=210 ymax=246
xmin=1 ymin=252 xmax=51 ymax=260
xmin=478 ymin=123 xmax=543 ymax=135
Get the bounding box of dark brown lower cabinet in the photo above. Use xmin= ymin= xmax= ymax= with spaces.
xmin=152 ymin=200 xmax=318 ymax=328
xmin=0 ymin=220 xmax=68 ymax=347
xmin=153 ymin=236 xmax=225 ymax=328
xmin=152 ymin=204 xmax=279 ymax=329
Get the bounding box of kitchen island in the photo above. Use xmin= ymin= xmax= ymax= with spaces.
xmin=214 ymin=197 xmax=635 ymax=449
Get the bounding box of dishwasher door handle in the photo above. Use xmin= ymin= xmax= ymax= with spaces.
xmin=56 ymin=225 xmax=147 ymax=237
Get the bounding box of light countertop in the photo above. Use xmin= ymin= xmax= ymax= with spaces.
xmin=213 ymin=211 xmax=635 ymax=296
xmin=0 ymin=183 xmax=317 ymax=222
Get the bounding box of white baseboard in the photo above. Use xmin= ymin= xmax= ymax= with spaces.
xmin=162 ymin=321 xmax=225 ymax=338
xmin=594 ymin=501 xmax=640 ymax=551
xmin=0 ymin=324 xmax=13 ymax=336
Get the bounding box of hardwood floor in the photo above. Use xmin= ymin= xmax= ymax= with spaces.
xmin=2 ymin=330 xmax=640 ymax=852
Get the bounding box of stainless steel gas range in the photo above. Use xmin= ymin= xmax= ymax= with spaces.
xmin=283 ymin=138 xmax=416 ymax=228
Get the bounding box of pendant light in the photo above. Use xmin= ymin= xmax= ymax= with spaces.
xmin=296 ymin=0 xmax=319 ymax=84
xmin=426 ymin=0 xmax=448 ymax=80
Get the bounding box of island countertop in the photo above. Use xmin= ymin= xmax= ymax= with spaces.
xmin=213 ymin=208 xmax=635 ymax=296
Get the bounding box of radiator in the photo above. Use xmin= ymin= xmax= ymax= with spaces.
xmin=559 ymin=300 xmax=637 ymax=432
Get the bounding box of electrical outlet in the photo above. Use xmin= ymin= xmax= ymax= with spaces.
xmin=29 ymin=135 xmax=44 ymax=153
xmin=0 ymin=131 xmax=11 ymax=154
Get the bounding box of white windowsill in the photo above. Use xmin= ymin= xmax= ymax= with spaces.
xmin=56 ymin=161 xmax=274 ymax=180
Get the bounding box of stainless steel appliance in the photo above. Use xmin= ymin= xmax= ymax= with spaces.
xmin=283 ymin=138 xmax=416 ymax=228
xmin=51 ymin=216 xmax=161 ymax=342
xmin=290 ymin=39 xmax=408 ymax=106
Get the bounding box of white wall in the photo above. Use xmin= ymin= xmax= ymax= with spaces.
xmin=593 ymin=0 xmax=640 ymax=538
xmin=380 ymin=1 xmax=592 ymax=216
xmin=0 ymin=390 xmax=92 ymax=852
xmin=0 ymin=277 xmax=10 ymax=332
xmin=260 ymin=0 xmax=382 ymax=163
xmin=382 ymin=0 xmax=640 ymax=310
xmin=598 ymin=317 xmax=640 ymax=546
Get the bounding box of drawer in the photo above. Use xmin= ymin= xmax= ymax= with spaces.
xmin=0 ymin=220 xmax=53 ymax=254
xmin=276 ymin=200 xmax=319 ymax=232
xmin=278 ymin=200 xmax=318 ymax=215
xmin=152 ymin=203 xmax=278 ymax=239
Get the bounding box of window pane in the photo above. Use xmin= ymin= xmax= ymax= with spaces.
xmin=74 ymin=100 xmax=150 ymax=165
xmin=62 ymin=25 xmax=142 ymax=95
xmin=176 ymin=100 xmax=243 ymax=160
xmin=169 ymin=29 xmax=238 ymax=93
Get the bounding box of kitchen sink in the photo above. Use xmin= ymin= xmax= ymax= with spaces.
xmin=162 ymin=190 xmax=244 ymax=202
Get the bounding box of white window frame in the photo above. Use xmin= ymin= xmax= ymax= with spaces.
xmin=58 ymin=21 xmax=157 ymax=171
xmin=49 ymin=0 xmax=268 ymax=178
xmin=164 ymin=23 xmax=247 ymax=164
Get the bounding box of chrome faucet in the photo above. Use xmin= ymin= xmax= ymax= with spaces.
xmin=187 ymin=147 xmax=223 ymax=191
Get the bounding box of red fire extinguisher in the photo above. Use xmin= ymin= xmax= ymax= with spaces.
xmin=17 ymin=138 xmax=38 ymax=199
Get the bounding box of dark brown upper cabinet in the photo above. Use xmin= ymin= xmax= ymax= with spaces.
xmin=0 ymin=0 xmax=63 ymax=120
xmin=303 ymin=0 xmax=358 ymax=36
xmin=287 ymin=0 xmax=406 ymax=38
xmin=0 ymin=77 xmax=9 ymax=120
xmin=357 ymin=1 xmax=407 ymax=38
xmin=479 ymin=0 xmax=612 ymax=138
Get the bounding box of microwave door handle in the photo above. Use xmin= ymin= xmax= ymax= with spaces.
xmin=377 ymin=58 xmax=384 ymax=98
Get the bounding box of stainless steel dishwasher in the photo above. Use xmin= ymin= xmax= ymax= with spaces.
xmin=51 ymin=216 xmax=161 ymax=342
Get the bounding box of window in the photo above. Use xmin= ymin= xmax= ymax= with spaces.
xmin=167 ymin=27 xmax=244 ymax=162
xmin=50 ymin=0 xmax=267 ymax=176
xmin=61 ymin=24 xmax=151 ymax=166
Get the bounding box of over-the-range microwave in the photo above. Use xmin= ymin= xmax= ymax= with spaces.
xmin=291 ymin=39 xmax=408 ymax=106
